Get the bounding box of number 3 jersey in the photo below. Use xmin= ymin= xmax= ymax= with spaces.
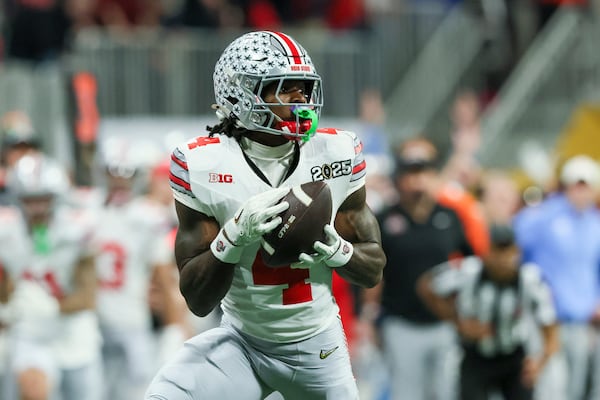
xmin=91 ymin=194 xmax=173 ymax=331
xmin=169 ymin=129 xmax=366 ymax=343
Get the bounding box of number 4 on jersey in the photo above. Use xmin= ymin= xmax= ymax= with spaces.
xmin=252 ymin=254 xmax=313 ymax=305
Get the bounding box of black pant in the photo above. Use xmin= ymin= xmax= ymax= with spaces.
xmin=460 ymin=346 xmax=532 ymax=400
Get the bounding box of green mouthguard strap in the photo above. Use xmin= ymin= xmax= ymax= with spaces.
xmin=294 ymin=108 xmax=318 ymax=142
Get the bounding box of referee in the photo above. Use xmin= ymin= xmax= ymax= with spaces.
xmin=418 ymin=225 xmax=559 ymax=400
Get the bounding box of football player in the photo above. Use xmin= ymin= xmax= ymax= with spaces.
xmin=146 ymin=31 xmax=386 ymax=400
xmin=91 ymin=143 xmax=176 ymax=400
xmin=0 ymin=196 xmax=60 ymax=400
xmin=4 ymin=154 xmax=102 ymax=400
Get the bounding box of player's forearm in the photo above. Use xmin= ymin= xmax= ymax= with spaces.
xmin=539 ymin=323 xmax=560 ymax=365
xmin=59 ymin=290 xmax=95 ymax=314
xmin=178 ymin=250 xmax=235 ymax=317
xmin=61 ymin=257 xmax=96 ymax=314
xmin=416 ymin=274 xmax=457 ymax=321
xmin=335 ymin=242 xmax=385 ymax=288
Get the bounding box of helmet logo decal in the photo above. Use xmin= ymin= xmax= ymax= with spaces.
xmin=270 ymin=31 xmax=303 ymax=65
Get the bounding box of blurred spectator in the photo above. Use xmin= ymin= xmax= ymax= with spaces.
xmin=4 ymin=0 xmax=70 ymax=63
xmin=479 ymin=170 xmax=521 ymax=225
xmin=441 ymin=89 xmax=484 ymax=192
xmin=356 ymin=88 xmax=395 ymax=214
xmin=449 ymin=89 xmax=482 ymax=158
xmin=439 ymin=89 xmax=484 ymax=188
xmin=242 ymin=0 xmax=293 ymax=28
xmin=365 ymin=137 xmax=474 ymax=400
xmin=441 ymin=152 xmax=482 ymax=193
xmin=244 ymin=0 xmax=367 ymax=30
xmin=63 ymin=0 xmax=98 ymax=33
xmin=418 ymin=224 xmax=559 ymax=400
xmin=326 ymin=0 xmax=367 ymax=30
xmin=171 ymin=0 xmax=243 ymax=29
xmin=358 ymin=88 xmax=390 ymax=158
xmin=514 ymin=154 xmax=600 ymax=400
xmin=244 ymin=0 xmax=282 ymax=29
xmin=95 ymin=0 xmax=176 ymax=29
xmin=435 ymin=89 xmax=490 ymax=257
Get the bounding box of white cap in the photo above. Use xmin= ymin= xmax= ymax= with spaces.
xmin=560 ymin=155 xmax=600 ymax=188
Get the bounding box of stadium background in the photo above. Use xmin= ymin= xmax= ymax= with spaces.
xmin=1 ymin=0 xmax=600 ymax=399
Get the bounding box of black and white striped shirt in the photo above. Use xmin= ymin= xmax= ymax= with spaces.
xmin=431 ymin=257 xmax=556 ymax=357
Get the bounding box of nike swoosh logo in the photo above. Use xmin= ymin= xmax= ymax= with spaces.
xmin=319 ymin=346 xmax=339 ymax=360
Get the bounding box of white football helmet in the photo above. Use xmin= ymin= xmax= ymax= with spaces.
xmin=7 ymin=154 xmax=70 ymax=199
xmin=213 ymin=31 xmax=323 ymax=141
xmin=100 ymin=137 xmax=139 ymax=179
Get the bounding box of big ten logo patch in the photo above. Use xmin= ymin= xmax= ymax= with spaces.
xmin=311 ymin=159 xmax=352 ymax=181
xmin=209 ymin=173 xmax=233 ymax=183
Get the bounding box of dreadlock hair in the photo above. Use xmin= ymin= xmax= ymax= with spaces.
xmin=207 ymin=116 xmax=248 ymax=142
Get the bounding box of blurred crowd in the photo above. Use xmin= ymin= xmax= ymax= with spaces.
xmin=0 ymin=0 xmax=390 ymax=64
xmin=0 ymin=0 xmax=587 ymax=65
xmin=347 ymin=88 xmax=600 ymax=400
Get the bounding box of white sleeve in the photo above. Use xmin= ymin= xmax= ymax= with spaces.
xmin=347 ymin=132 xmax=366 ymax=197
xmin=169 ymin=146 xmax=213 ymax=216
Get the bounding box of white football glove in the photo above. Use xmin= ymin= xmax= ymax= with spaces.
xmin=297 ymin=224 xmax=354 ymax=268
xmin=210 ymin=187 xmax=290 ymax=264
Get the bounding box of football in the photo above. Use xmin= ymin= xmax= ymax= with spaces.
xmin=260 ymin=181 xmax=332 ymax=268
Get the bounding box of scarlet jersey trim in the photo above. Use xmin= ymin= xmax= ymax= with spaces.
xmin=352 ymin=160 xmax=366 ymax=175
xmin=316 ymin=128 xmax=339 ymax=135
xmin=169 ymin=147 xmax=194 ymax=196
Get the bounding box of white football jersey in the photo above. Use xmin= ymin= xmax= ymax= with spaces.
xmin=14 ymin=206 xmax=101 ymax=368
xmin=0 ymin=206 xmax=30 ymax=278
xmin=93 ymin=196 xmax=173 ymax=331
xmin=0 ymin=206 xmax=59 ymax=343
xmin=169 ymin=129 xmax=366 ymax=342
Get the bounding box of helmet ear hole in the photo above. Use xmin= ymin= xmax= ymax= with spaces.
xmin=250 ymin=112 xmax=267 ymax=126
